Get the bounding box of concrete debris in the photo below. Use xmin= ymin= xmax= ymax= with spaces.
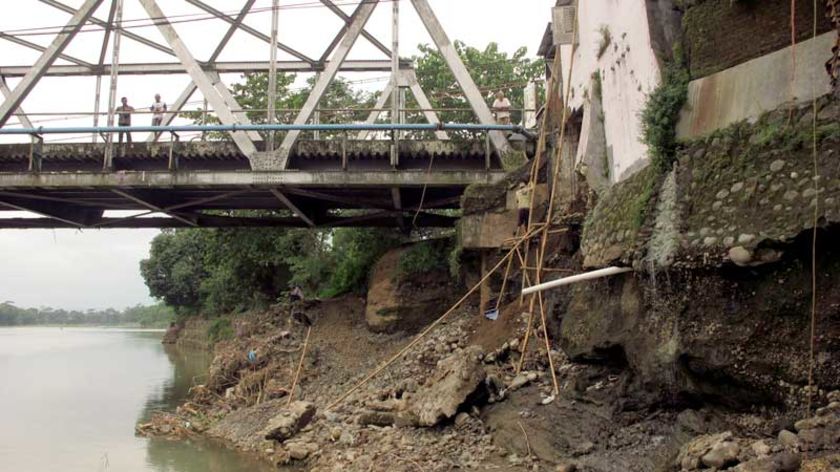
xmin=262 ymin=401 xmax=316 ymax=442
xmin=402 ymin=346 xmax=487 ymax=427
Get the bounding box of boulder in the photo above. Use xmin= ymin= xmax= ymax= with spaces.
xmin=402 ymin=346 xmax=486 ymax=427
xmin=262 ymin=401 xmax=317 ymax=442
xmin=365 ymin=245 xmax=456 ymax=333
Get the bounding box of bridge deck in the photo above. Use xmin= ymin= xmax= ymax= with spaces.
xmin=0 ymin=140 xmax=507 ymax=229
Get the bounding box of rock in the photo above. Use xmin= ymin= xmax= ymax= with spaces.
xmin=770 ymin=160 xmax=786 ymax=172
xmin=555 ymin=462 xmax=577 ymax=472
xmin=733 ymin=452 xmax=801 ymax=472
xmin=777 ymin=429 xmax=799 ymax=449
xmin=701 ymin=440 xmax=741 ymax=469
xmin=729 ymin=246 xmax=753 ymax=266
xmin=751 ymin=440 xmax=771 ymax=457
xmin=286 ymin=442 xmax=315 ymax=461
xmin=574 ymin=440 xmax=595 ymax=456
xmin=357 ymin=411 xmax=396 ymax=427
xmin=800 ymin=453 xmax=840 ymax=472
xmin=454 ymin=412 xmax=471 ymax=427
xmin=509 ymin=373 xmax=532 ymax=391
xmin=676 ymin=432 xmax=735 ymax=470
xmin=738 ymin=234 xmax=756 ymax=245
xmin=263 ymin=401 xmax=317 ymax=442
xmin=402 ymin=346 xmax=486 ymax=427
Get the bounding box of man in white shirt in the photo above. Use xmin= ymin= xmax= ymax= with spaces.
xmin=150 ymin=93 xmax=167 ymax=141
xmin=492 ymin=91 xmax=512 ymax=125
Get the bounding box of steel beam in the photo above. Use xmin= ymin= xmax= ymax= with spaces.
xmin=410 ymin=0 xmax=510 ymax=154
xmin=0 ymin=169 xmax=505 ymax=189
xmin=0 ymin=0 xmax=104 ymax=127
xmin=103 ymin=0 xmax=124 ymax=169
xmin=0 ymin=197 xmax=102 ymax=227
xmin=149 ymin=0 xmax=257 ymax=139
xmin=277 ymin=0 xmax=381 ymax=167
xmin=357 ymin=82 xmax=394 ymax=140
xmin=0 ymin=33 xmax=92 ymax=67
xmin=92 ymin=0 xmax=119 ymax=141
xmin=207 ymin=72 xmax=262 ymax=142
xmin=0 ymin=61 xmax=405 ymax=77
xmin=184 ymin=0 xmax=314 ymax=64
xmin=267 ymin=0 xmax=280 ymax=152
xmin=404 ymin=70 xmax=449 ymax=140
xmin=138 ymin=0 xmax=257 ymax=158
xmin=110 ymin=189 xmax=198 ymax=226
xmin=0 ymin=77 xmax=33 ymax=128
xmin=0 ymin=213 xmax=457 ymax=229
xmin=270 ymin=188 xmax=315 ymax=227
xmin=319 ymin=0 xmax=391 ymax=60
xmin=38 ymin=0 xmax=175 ymax=57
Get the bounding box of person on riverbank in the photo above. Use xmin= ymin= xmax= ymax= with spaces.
xmin=515 ymin=180 xmax=533 ymax=236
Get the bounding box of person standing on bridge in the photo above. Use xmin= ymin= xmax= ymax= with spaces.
xmin=150 ymin=94 xmax=167 ymax=141
xmin=116 ymin=97 xmax=134 ymax=147
xmin=492 ymin=90 xmax=512 ymax=125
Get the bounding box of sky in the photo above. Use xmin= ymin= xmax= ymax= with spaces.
xmin=0 ymin=0 xmax=555 ymax=310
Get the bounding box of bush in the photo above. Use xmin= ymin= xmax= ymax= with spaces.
xmin=640 ymin=53 xmax=689 ymax=172
xmin=321 ymin=228 xmax=403 ymax=298
xmin=398 ymin=238 xmax=453 ymax=279
xmin=207 ymin=318 xmax=233 ymax=344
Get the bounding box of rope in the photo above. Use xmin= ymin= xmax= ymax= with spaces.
xmin=326 ymin=225 xmax=544 ymax=411
xmin=804 ymin=0 xmax=820 ymax=421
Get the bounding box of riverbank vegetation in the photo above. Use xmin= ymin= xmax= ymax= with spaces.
xmin=0 ymin=302 xmax=174 ymax=327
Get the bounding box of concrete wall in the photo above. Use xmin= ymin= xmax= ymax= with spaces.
xmin=677 ymin=32 xmax=835 ymax=139
xmin=559 ymin=0 xmax=664 ymax=183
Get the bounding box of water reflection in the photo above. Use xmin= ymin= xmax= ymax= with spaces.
xmin=0 ymin=327 xmax=275 ymax=472
xmin=139 ymin=343 xmax=213 ymax=421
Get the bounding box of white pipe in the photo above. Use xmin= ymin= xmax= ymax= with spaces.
xmin=521 ymin=266 xmax=633 ymax=296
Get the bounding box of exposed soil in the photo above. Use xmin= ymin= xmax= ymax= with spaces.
xmin=138 ymin=286 xmax=840 ymax=471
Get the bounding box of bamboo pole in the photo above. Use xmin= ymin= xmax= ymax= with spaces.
xmin=287 ymin=325 xmax=312 ymax=406
xmin=326 ymin=225 xmax=543 ymax=411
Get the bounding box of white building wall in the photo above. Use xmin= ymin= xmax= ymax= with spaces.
xmin=559 ymin=0 xmax=662 ymax=182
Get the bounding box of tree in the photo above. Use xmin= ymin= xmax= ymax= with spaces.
xmin=411 ymin=42 xmax=545 ymax=126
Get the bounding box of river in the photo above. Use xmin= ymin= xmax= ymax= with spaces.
xmin=0 ymin=327 xmax=275 ymax=472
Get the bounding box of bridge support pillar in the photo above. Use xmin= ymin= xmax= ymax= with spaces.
xmin=250 ymin=151 xmax=284 ymax=171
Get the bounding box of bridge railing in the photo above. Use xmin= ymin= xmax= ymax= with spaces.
xmin=0 ymin=123 xmax=524 ymax=172
xmin=3 ymin=107 xmax=538 ymax=143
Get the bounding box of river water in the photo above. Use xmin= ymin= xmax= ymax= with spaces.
xmin=0 ymin=327 xmax=275 ymax=472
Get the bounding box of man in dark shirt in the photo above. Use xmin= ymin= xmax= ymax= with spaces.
xmin=116 ymin=97 xmax=134 ymax=146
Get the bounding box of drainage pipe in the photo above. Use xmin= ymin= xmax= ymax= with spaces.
xmin=521 ymin=266 xmax=633 ymax=296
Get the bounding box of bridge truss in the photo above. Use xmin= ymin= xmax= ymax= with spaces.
xmin=0 ymin=0 xmax=517 ymax=229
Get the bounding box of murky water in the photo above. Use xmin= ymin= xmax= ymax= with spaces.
xmin=0 ymin=327 xmax=274 ymax=472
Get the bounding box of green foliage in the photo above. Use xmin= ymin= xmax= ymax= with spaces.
xmin=0 ymin=301 xmax=174 ymax=327
xmin=640 ymin=53 xmax=689 ymax=172
xmin=397 ymin=238 xmax=453 ymax=278
xmin=412 ymin=41 xmax=544 ymax=131
xmin=321 ymin=228 xmax=403 ymax=298
xmin=207 ymin=318 xmax=233 ymax=344
xmin=592 ymin=71 xmax=603 ymax=101
xmin=184 ymin=73 xmax=374 ymax=142
xmin=629 ymin=169 xmax=658 ymax=230
xmin=141 ymin=227 xmax=329 ymax=315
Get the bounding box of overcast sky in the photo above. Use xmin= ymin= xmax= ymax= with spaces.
xmin=0 ymin=0 xmax=554 ymax=310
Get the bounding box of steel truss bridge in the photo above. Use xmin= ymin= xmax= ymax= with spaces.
xmin=0 ymin=0 xmax=523 ymax=229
